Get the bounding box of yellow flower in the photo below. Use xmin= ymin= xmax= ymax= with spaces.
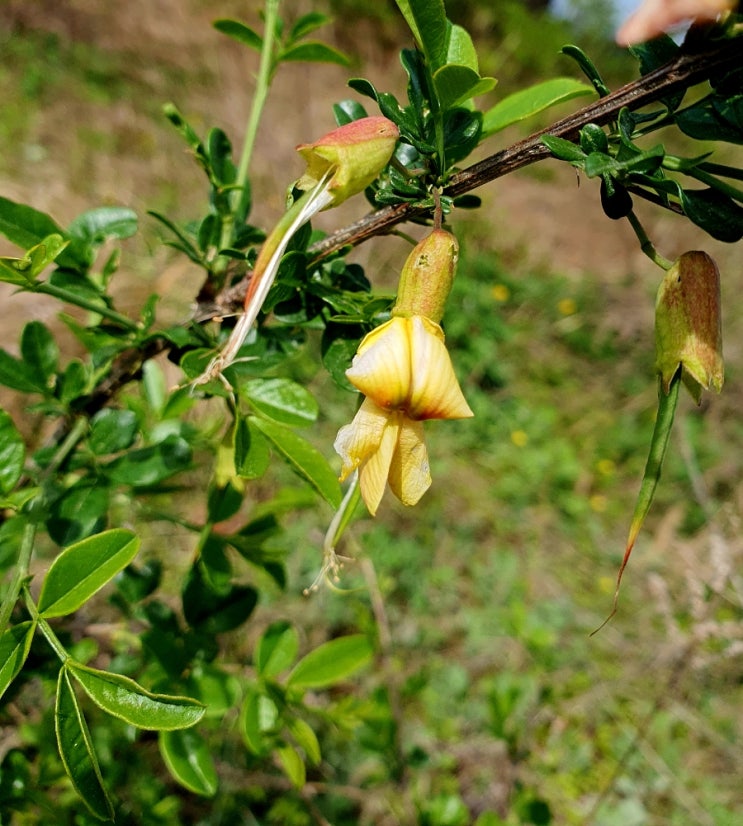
xmin=334 ymin=316 xmax=473 ymax=515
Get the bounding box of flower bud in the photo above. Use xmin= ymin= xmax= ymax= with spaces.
xmin=392 ymin=229 xmax=459 ymax=323
xmin=295 ymin=116 xmax=399 ymax=208
xmin=655 ymin=250 xmax=723 ymax=402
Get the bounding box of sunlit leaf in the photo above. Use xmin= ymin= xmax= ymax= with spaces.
xmin=159 ymin=729 xmax=218 ymax=797
xmin=483 ymin=78 xmax=594 ymax=137
xmin=287 ymin=635 xmax=373 ymax=690
xmin=38 ymin=529 xmax=140 ymax=618
xmin=67 ymin=661 xmax=205 ymax=730
xmin=244 ymin=377 xmax=319 ymax=426
xmin=251 ymin=416 xmax=341 ymax=507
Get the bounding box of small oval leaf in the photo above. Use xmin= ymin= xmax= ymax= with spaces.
xmin=67 ymin=661 xmax=205 ymax=730
xmin=250 ymin=417 xmax=341 ymax=508
xmin=159 ymin=728 xmax=218 ymax=797
xmin=244 ymin=378 xmax=319 ymax=426
xmin=255 ymin=621 xmax=299 ymax=678
xmin=55 ymin=668 xmax=114 ymax=821
xmin=38 ymin=529 xmax=140 ymax=618
xmin=287 ymin=635 xmax=373 ymax=690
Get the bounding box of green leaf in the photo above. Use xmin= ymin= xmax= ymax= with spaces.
xmin=251 ymin=417 xmax=341 ymax=508
xmin=213 ymin=18 xmax=263 ymax=51
xmin=560 ymin=44 xmax=610 ymax=97
xmin=234 ymin=416 xmax=271 ymax=479
xmin=55 ymin=668 xmax=114 ymax=821
xmin=67 ymin=661 xmax=205 ymax=730
xmin=681 ymin=186 xmax=743 ymax=242
xmin=287 ymin=635 xmax=373 ymax=690
xmin=395 ymin=0 xmax=448 ymax=71
xmin=0 ymin=349 xmax=47 ymax=394
xmin=185 ymin=663 xmax=241 ymax=719
xmin=89 ymin=408 xmax=139 ymax=455
xmin=433 ymin=65 xmax=496 ymax=111
xmin=159 ymin=729 xmax=218 ymax=797
xmin=289 ymin=12 xmax=331 ymax=41
xmin=47 ymin=481 xmax=110 ymax=546
xmin=255 ymin=621 xmax=299 ymax=678
xmin=244 ymin=378 xmax=319 ymax=426
xmin=182 ymin=563 xmax=258 ymax=634
xmin=286 ymin=716 xmax=321 ymax=766
xmin=0 ymin=410 xmax=25 ymax=496
xmin=483 ymin=78 xmax=594 ymax=138
xmin=541 ymin=134 xmax=587 ymax=164
xmin=104 ymin=434 xmax=192 ymax=487
xmin=276 ymin=743 xmax=306 ymax=788
xmin=0 ymin=197 xmax=86 ymax=271
xmin=279 ymin=41 xmax=350 ymax=66
xmin=0 ymin=622 xmax=35 ymax=701
xmin=0 ymin=234 xmax=69 ymax=286
xmin=242 ymin=689 xmax=279 ymax=755
xmin=38 ymin=529 xmax=140 ymax=618
xmin=68 ymin=207 xmax=138 ymax=260
xmin=21 ymin=321 xmax=59 ymax=390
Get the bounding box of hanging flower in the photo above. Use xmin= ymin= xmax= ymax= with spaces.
xmin=194 ymin=117 xmax=399 ymax=386
xmin=334 ymin=230 xmax=473 ymax=518
xmin=335 ymin=316 xmax=473 ymax=514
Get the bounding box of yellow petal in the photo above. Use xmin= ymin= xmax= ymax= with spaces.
xmin=333 ymin=398 xmax=389 ymax=481
xmin=359 ymin=411 xmax=402 ymax=516
xmin=345 ymin=318 xmax=412 ymax=409
xmin=387 ymin=417 xmax=431 ymax=507
xmin=407 ymin=317 xmax=473 ymax=420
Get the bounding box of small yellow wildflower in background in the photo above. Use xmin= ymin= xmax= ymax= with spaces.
xmin=491 ymin=284 xmax=510 ymax=302
xmin=596 ymin=459 xmax=616 ymax=477
xmin=590 ymin=494 xmax=608 ymax=513
xmin=557 ymin=298 xmax=577 ymax=316
xmin=510 ymin=429 xmax=529 ymax=447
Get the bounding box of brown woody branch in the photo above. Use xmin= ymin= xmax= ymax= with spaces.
xmin=307 ymin=35 xmax=741 ymax=261
xmin=79 ymin=36 xmax=741 ymax=416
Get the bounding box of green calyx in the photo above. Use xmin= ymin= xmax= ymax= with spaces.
xmin=392 ymin=229 xmax=459 ymax=323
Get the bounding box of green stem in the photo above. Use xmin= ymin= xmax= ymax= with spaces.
xmin=215 ymin=0 xmax=281 ymax=274
xmin=626 ymin=210 xmax=672 ymax=270
xmin=0 ymin=520 xmax=37 ymax=636
xmin=35 ymin=283 xmax=139 ymax=332
xmin=234 ymin=0 xmax=280 ymax=210
xmin=0 ymin=417 xmax=88 ymax=636
xmin=23 ymin=585 xmax=69 ymax=663
xmin=668 ymin=160 xmax=743 ymax=203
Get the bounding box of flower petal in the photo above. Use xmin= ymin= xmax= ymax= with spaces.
xmin=334 ymin=398 xmax=389 ymax=481
xmin=387 ymin=417 xmax=431 ymax=507
xmin=407 ymin=317 xmax=473 ymax=420
xmin=359 ymin=411 xmax=402 ymax=516
xmin=345 ymin=318 xmax=412 ymax=409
